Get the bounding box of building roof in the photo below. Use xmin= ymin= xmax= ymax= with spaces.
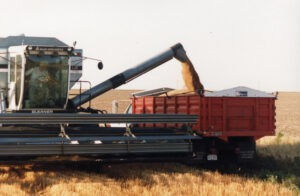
xmin=205 ymin=86 xmax=276 ymax=98
xmin=0 ymin=35 xmax=68 ymax=48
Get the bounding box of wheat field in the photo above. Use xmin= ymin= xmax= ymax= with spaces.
xmin=0 ymin=91 xmax=298 ymax=195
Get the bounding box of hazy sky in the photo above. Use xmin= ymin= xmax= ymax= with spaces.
xmin=0 ymin=0 xmax=299 ymax=91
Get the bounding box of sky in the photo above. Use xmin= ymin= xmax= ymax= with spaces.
xmin=0 ymin=0 xmax=299 ymax=92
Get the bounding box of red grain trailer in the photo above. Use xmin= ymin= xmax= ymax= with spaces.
xmin=132 ymin=87 xmax=276 ymax=161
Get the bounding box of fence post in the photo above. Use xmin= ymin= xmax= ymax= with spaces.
xmin=112 ymin=100 xmax=119 ymax=114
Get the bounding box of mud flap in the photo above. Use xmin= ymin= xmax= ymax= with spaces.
xmin=236 ymin=139 xmax=256 ymax=162
xmin=188 ymin=141 xmax=207 ymax=164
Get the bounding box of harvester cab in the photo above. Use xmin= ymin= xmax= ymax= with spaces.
xmin=0 ymin=36 xmax=83 ymax=113
xmin=7 ymin=45 xmax=73 ymax=111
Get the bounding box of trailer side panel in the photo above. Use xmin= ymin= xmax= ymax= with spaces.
xmin=132 ymin=95 xmax=276 ymax=141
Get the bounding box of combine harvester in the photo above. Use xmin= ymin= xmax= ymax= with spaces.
xmin=0 ymin=35 xmax=276 ymax=163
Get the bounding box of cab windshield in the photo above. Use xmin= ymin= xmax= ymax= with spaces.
xmin=23 ymin=55 xmax=69 ymax=109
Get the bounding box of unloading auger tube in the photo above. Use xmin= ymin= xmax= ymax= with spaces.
xmin=70 ymin=43 xmax=203 ymax=108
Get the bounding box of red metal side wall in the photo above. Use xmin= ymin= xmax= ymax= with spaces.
xmin=132 ymin=95 xmax=276 ymax=140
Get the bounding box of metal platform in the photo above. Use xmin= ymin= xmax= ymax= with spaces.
xmin=0 ymin=113 xmax=197 ymax=124
xmin=0 ymin=138 xmax=195 ymax=156
xmin=0 ymin=125 xmax=201 ymax=157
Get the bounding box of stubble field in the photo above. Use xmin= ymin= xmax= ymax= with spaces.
xmin=0 ymin=90 xmax=298 ymax=195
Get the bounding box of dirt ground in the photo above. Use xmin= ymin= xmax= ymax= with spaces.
xmin=70 ymin=89 xmax=139 ymax=113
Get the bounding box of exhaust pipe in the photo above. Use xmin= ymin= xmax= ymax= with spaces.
xmin=70 ymin=43 xmax=198 ymax=108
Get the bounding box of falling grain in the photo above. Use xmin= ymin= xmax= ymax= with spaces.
xmin=181 ymin=61 xmax=204 ymax=92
